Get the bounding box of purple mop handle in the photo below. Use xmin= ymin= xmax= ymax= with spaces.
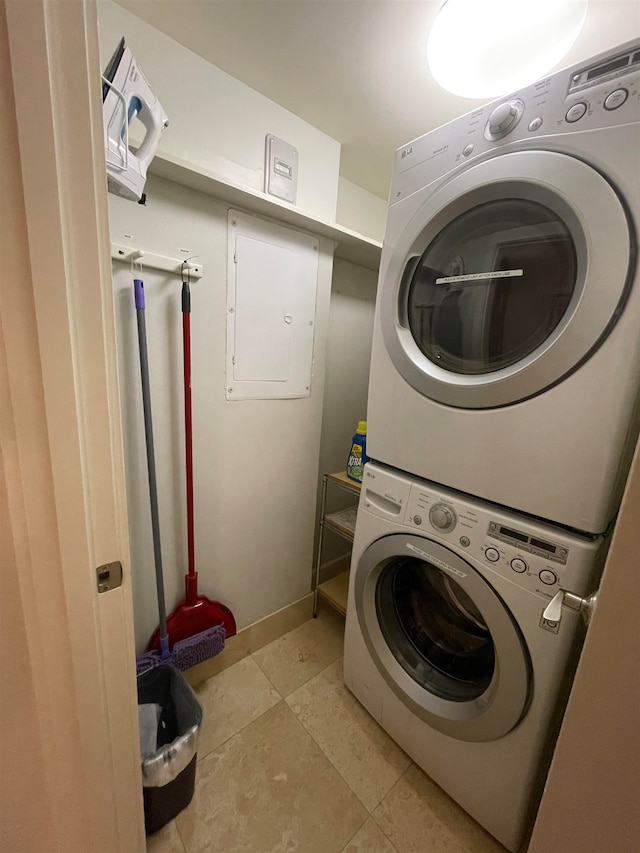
xmin=134 ymin=278 xmax=145 ymax=310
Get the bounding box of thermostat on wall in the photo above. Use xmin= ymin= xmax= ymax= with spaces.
xmin=264 ymin=134 xmax=298 ymax=204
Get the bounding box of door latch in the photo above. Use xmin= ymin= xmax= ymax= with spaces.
xmin=96 ymin=561 xmax=123 ymax=593
xmin=540 ymin=589 xmax=598 ymax=633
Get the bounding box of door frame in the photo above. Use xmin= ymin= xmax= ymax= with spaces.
xmin=2 ymin=1 xmax=143 ymax=849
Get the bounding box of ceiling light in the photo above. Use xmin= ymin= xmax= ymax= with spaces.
xmin=427 ymin=0 xmax=589 ymax=99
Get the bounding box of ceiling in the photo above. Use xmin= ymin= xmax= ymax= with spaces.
xmin=116 ymin=1 xmax=640 ymax=198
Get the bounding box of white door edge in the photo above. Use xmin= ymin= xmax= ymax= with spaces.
xmin=3 ymin=1 xmax=143 ymax=849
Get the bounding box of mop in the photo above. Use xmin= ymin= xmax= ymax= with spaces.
xmin=133 ymin=276 xmax=225 ymax=673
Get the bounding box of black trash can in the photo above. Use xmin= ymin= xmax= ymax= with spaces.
xmin=137 ymin=663 xmax=203 ymax=835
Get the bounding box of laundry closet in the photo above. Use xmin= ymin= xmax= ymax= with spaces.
xmin=98 ymin=0 xmax=383 ymax=651
xmin=4 ymin=0 xmax=640 ymax=850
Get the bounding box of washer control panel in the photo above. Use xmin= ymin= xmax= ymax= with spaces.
xmin=395 ymin=471 xmax=603 ymax=601
xmin=480 ymin=536 xmax=563 ymax=596
xmin=486 ymin=520 xmax=568 ymax=565
xmin=391 ymin=39 xmax=640 ymax=203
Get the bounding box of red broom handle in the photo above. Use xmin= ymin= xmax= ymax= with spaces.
xmin=182 ymin=281 xmax=197 ymax=605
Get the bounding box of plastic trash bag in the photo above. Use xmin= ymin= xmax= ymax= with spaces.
xmin=137 ymin=664 xmax=202 ymax=788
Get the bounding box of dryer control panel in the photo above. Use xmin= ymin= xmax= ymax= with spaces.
xmin=391 ymin=39 xmax=640 ymax=204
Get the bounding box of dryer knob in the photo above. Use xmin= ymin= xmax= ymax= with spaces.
xmin=429 ymin=503 xmax=457 ymax=532
xmin=488 ymin=102 xmax=518 ymax=135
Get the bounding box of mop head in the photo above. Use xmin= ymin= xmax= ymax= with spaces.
xmin=136 ymin=635 xmax=172 ymax=675
xmin=136 ymin=649 xmax=169 ymax=675
xmin=171 ymin=623 xmax=226 ymax=671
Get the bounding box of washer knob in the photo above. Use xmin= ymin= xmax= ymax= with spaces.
xmin=429 ymin=503 xmax=457 ymax=532
xmin=488 ymin=102 xmax=518 ymax=136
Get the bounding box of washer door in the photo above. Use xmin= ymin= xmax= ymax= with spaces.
xmin=354 ymin=534 xmax=531 ymax=742
xmin=381 ymin=151 xmax=634 ymax=408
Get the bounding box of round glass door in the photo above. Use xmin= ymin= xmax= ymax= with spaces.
xmin=407 ymin=199 xmax=577 ymax=375
xmin=376 ymin=557 xmax=495 ymax=702
xmin=354 ymin=534 xmax=531 ymax=742
xmin=381 ymin=151 xmax=633 ymax=408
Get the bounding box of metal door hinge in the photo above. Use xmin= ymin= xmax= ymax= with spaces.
xmin=96 ymin=561 xmax=123 ymax=593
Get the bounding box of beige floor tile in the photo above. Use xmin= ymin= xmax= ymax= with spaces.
xmin=176 ymin=702 xmax=368 ymax=853
xmin=341 ymin=818 xmax=399 ymax=852
xmin=194 ymin=655 xmax=281 ymax=759
xmin=252 ymin=607 xmax=345 ymax=697
xmin=286 ymin=660 xmax=410 ymax=812
xmin=146 ymin=820 xmax=185 ymax=853
xmin=373 ymin=764 xmax=507 ymax=853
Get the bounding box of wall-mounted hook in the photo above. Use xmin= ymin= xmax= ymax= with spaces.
xmin=111 ymin=243 xmax=204 ymax=280
xmin=131 ymin=249 xmax=144 ymax=276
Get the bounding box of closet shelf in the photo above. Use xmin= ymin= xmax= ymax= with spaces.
xmin=313 ymin=472 xmax=362 ymax=618
xmin=316 ymin=572 xmax=350 ymax=617
xmin=148 ymin=151 xmax=382 ymax=271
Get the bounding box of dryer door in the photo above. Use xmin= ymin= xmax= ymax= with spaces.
xmin=354 ymin=533 xmax=531 ymax=742
xmin=381 ymin=150 xmax=634 ymax=408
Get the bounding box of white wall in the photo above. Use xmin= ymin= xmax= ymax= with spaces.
xmin=315 ymin=259 xmax=378 ymax=566
xmin=98 ymin=1 xmax=341 ymax=221
xmin=99 ymin=0 xmax=384 ymax=647
xmin=109 ymin=176 xmax=334 ymax=650
xmin=336 ymin=177 xmax=388 ymax=241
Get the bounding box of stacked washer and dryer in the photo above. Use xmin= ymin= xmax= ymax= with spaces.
xmin=343 ymin=41 xmax=640 ymax=852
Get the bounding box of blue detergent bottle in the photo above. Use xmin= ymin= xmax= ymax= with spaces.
xmin=346 ymin=421 xmax=369 ymax=483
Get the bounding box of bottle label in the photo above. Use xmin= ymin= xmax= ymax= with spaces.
xmin=348 ymin=444 xmax=364 ymax=481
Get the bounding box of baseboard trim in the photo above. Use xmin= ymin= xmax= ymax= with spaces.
xmin=184 ymin=592 xmax=314 ymax=687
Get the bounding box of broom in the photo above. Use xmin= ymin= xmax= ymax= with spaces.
xmin=134 ymin=276 xmax=225 ymax=673
xmin=146 ymin=268 xmax=235 ymax=666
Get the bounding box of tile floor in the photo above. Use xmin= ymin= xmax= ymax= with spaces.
xmin=147 ymin=606 xmax=507 ymax=853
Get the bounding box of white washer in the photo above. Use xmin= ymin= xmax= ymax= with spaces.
xmin=344 ymin=463 xmax=606 ymax=852
xmin=368 ymin=40 xmax=640 ymax=533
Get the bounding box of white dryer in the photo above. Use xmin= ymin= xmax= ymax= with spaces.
xmin=344 ymin=463 xmax=606 ymax=852
xmin=368 ymin=40 xmax=640 ymax=533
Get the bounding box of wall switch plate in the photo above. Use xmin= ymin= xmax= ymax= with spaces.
xmin=264 ymin=134 xmax=298 ymax=204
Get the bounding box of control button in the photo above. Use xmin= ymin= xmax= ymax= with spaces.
xmin=459 ymin=536 xmax=470 ymax=547
xmin=488 ymin=102 xmax=519 ymax=136
xmin=528 ymin=117 xmax=543 ymax=132
xmin=462 ymin=143 xmax=474 ymax=157
xmin=539 ymin=569 xmax=558 ymax=585
xmin=565 ymin=102 xmax=587 ymax=123
xmin=485 ymin=547 xmax=500 ymax=563
xmin=510 ymin=557 xmax=527 ymax=573
xmin=413 ymin=515 xmax=422 ymax=526
xmin=604 ymin=88 xmax=628 ymax=111
xmin=429 ymin=503 xmax=457 ymax=533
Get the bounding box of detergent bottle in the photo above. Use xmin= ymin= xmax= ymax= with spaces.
xmin=346 ymin=421 xmax=369 ymax=483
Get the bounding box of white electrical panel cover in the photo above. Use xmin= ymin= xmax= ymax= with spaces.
xmin=226 ymin=210 xmax=319 ymax=400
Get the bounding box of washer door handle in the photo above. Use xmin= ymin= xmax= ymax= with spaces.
xmin=542 ymin=589 xmax=598 ymax=626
